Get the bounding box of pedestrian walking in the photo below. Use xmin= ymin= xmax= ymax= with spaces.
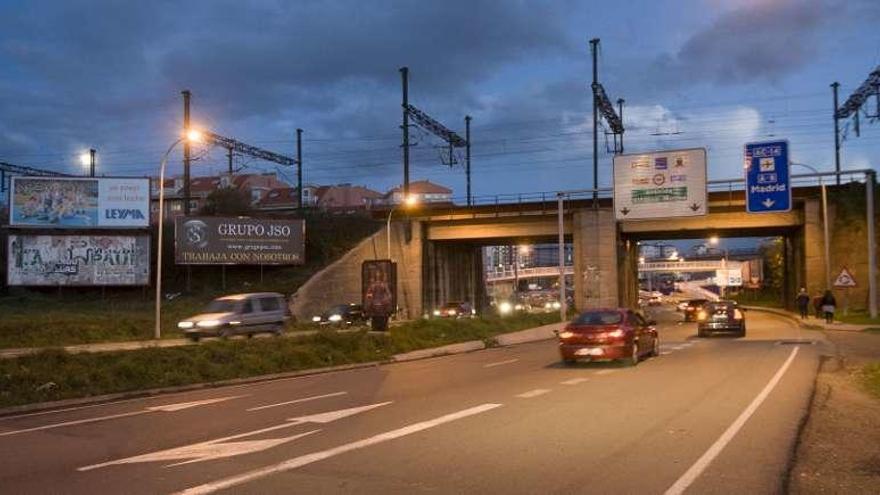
xmin=795 ymin=288 xmax=810 ymax=319
xmin=820 ymin=290 xmax=837 ymax=324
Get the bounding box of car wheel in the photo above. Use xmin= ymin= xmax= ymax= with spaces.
xmin=562 ymin=358 xmax=577 ymax=366
xmin=218 ymin=328 xmax=231 ymax=340
xmin=624 ymin=342 xmax=639 ymax=366
xmin=738 ymin=326 xmax=746 ymax=338
xmin=697 ymin=328 xmax=706 ymax=338
xmin=651 ymin=335 xmax=660 ymax=357
xmin=187 ymin=334 xmax=200 ymax=343
xmin=273 ymin=325 xmax=285 ymax=337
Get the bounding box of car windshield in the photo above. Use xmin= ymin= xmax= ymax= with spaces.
xmin=204 ymin=299 xmax=238 ymax=313
xmin=573 ymin=311 xmax=623 ymax=325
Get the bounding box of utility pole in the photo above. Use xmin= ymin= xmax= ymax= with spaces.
xmin=617 ymin=99 xmax=625 ymax=153
xmin=465 ymin=115 xmax=472 ymax=206
xmin=832 ymin=82 xmax=841 ymax=186
xmin=182 ymin=90 xmax=192 ymax=214
xmin=400 ymin=67 xmax=410 ymax=200
xmin=89 ymin=148 xmax=96 ymax=177
xmin=590 ymin=38 xmax=599 ymax=204
xmin=296 ymin=128 xmax=303 ymax=210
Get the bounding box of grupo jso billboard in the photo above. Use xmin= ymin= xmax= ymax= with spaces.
xmin=175 ymin=216 xmax=305 ymax=265
xmin=8 ymin=177 xmax=150 ymax=228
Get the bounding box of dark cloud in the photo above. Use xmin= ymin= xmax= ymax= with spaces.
xmin=644 ymin=0 xmax=836 ymax=88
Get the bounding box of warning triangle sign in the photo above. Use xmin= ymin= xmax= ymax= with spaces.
xmin=833 ymin=268 xmax=857 ymax=288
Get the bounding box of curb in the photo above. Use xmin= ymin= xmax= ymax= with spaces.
xmin=0 ymin=321 xmax=562 ymax=416
xmin=743 ymin=306 xmax=865 ymax=333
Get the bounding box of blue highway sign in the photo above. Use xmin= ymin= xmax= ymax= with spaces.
xmin=744 ymin=140 xmax=791 ymax=213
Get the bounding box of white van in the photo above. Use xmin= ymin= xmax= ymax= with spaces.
xmin=177 ymin=292 xmax=291 ymax=341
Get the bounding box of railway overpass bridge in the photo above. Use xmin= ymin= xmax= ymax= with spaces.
xmin=373 ymin=171 xmax=876 ymax=317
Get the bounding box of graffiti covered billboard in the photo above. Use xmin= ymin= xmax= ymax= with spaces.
xmin=8 ymin=177 xmax=150 ymax=228
xmin=7 ymin=235 xmax=151 ymax=286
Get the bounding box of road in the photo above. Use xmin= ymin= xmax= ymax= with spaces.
xmin=0 ymin=307 xmax=820 ymax=494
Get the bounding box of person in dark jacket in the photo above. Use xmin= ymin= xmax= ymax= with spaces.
xmin=795 ymin=288 xmax=810 ymax=319
xmin=820 ymin=290 xmax=836 ymax=324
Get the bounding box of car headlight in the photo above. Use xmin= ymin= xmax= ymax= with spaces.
xmin=558 ymin=331 xmax=575 ymax=339
xmin=514 ymin=304 xmax=524 ymax=311
xmin=552 ymin=301 xmax=561 ymax=309
xmin=448 ymin=309 xmax=457 ymax=316
xmin=177 ymin=321 xmax=194 ymax=329
xmin=734 ymin=309 xmax=744 ymax=320
xmin=312 ymin=316 xmax=322 ymax=323
xmin=544 ymin=302 xmax=552 ymax=309
xmin=433 ymin=309 xmax=441 ymax=316
xmin=498 ymin=302 xmax=513 ymax=315
xmin=696 ymin=311 xmax=707 ymax=321
xmin=328 ymin=314 xmax=342 ymax=322
xmin=197 ymin=320 xmax=221 ymax=328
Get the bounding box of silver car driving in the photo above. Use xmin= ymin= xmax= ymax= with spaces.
xmin=177 ymin=292 xmax=291 ymax=341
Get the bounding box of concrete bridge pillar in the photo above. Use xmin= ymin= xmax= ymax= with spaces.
xmin=803 ymin=198 xmax=828 ymax=297
xmin=572 ymin=208 xmax=619 ymax=310
xmin=388 ymin=221 xmax=424 ymax=320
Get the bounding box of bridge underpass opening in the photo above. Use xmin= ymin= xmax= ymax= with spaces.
xmin=626 ymin=234 xmax=794 ymax=311
xmin=422 ymin=238 xmax=573 ymax=317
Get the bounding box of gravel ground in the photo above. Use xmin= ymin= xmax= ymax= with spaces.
xmin=789 ymin=330 xmax=880 ymax=494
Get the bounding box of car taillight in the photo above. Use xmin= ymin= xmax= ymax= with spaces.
xmin=606 ymin=329 xmax=625 ymax=339
xmin=696 ymin=311 xmax=708 ymax=321
xmin=734 ymin=309 xmax=744 ymax=320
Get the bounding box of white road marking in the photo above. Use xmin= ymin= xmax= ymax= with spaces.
xmin=664 ymin=347 xmax=800 ymax=495
xmin=79 ymin=402 xmax=392 ymax=471
xmin=174 ymin=403 xmax=503 ymax=495
xmin=483 ymin=358 xmax=519 ymax=368
xmin=0 ymin=395 xmax=245 ymax=438
xmin=661 ymin=351 xmax=672 ymax=356
xmin=516 ymin=389 xmax=551 ymax=399
xmin=560 ymin=378 xmax=590 ymax=385
xmin=146 ymin=396 xmax=246 ymax=412
xmin=247 ymin=391 xmax=348 ymax=412
xmin=671 ymin=346 xmax=686 ymax=351
xmin=595 ymin=370 xmax=616 ymax=375
xmin=0 ymin=410 xmax=148 ymax=437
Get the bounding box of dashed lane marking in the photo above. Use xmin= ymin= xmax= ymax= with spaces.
xmin=173 ymin=403 xmax=503 ymax=495
xmin=595 ymin=370 xmax=616 ymax=375
xmin=247 ymin=392 xmax=348 ymax=412
xmin=516 ymin=389 xmax=551 ymax=399
xmin=560 ymin=377 xmax=590 ymax=385
xmin=483 ymin=358 xmax=520 ymax=368
xmin=0 ymin=396 xmax=246 ymax=438
xmin=661 ymin=351 xmax=672 ymax=356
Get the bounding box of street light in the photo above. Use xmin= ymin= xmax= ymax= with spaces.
xmin=792 ymin=162 xmax=831 ymax=289
xmin=386 ymin=194 xmax=418 ymax=260
xmin=155 ymin=130 xmax=203 ymax=340
xmin=80 ymin=149 xmax=96 ymax=177
xmin=709 ymin=235 xmax=729 ymax=298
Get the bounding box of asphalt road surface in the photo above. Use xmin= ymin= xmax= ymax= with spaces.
xmin=0 ymin=307 xmax=821 ymax=494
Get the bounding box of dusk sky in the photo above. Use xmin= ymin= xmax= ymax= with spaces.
xmin=1 ymin=0 xmax=878 ymax=202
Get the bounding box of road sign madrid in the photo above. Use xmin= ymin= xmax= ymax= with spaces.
xmin=613 ymin=148 xmax=707 ymax=221
xmin=744 ymin=140 xmax=791 ymax=213
xmin=833 ymin=267 xmax=857 ymax=288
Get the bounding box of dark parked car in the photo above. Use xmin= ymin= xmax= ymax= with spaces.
xmin=556 ymin=308 xmax=659 ymax=366
xmin=432 ymin=301 xmax=476 ymax=319
xmin=697 ymin=301 xmax=746 ymax=337
xmin=682 ymin=299 xmax=710 ymax=322
xmin=312 ymin=303 xmax=366 ymax=326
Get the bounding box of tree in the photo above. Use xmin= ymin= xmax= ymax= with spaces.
xmin=200 ymin=187 xmax=253 ymax=216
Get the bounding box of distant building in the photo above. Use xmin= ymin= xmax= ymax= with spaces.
xmin=314 ymin=184 xmax=383 ymax=212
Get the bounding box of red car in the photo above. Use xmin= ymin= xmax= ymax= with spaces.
xmin=557 ymin=308 xmax=659 ymax=365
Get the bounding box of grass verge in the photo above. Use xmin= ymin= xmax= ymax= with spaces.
xmin=0 ymin=313 xmax=559 ymax=408
xmin=856 ymin=362 xmax=880 ymax=400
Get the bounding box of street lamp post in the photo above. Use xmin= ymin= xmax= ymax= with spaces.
xmin=791 ymin=163 xmax=831 ymax=289
xmin=155 ymin=130 xmax=201 ymax=340
xmin=386 ymin=195 xmax=417 ymax=260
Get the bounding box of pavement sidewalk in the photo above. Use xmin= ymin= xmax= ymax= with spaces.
xmin=743 ymin=306 xmax=874 ymax=332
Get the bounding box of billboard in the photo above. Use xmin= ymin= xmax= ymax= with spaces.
xmin=175 ymin=216 xmax=305 ymax=265
xmin=7 ymin=235 xmax=151 ymax=286
xmin=8 ymin=177 xmax=150 ymax=228
xmin=613 ymin=148 xmax=707 ymax=221
xmin=362 ymin=260 xmax=397 ymax=318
